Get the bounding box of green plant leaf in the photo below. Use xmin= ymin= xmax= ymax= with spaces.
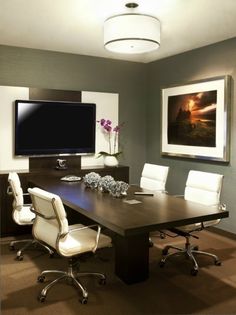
xmin=97 ymin=151 xmax=110 ymax=158
xmin=113 ymin=151 xmax=122 ymax=157
xmin=97 ymin=151 xmax=122 ymax=158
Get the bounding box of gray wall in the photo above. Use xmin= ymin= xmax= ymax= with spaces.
xmin=147 ymin=38 xmax=236 ymax=233
xmin=0 ymin=45 xmax=148 ymax=183
xmin=0 ymin=38 xmax=235 ymax=233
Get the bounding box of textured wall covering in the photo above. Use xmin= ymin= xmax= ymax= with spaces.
xmin=0 ymin=38 xmax=235 ymax=233
xmin=147 ymin=38 xmax=236 ymax=233
xmin=0 ymin=45 xmax=147 ymax=183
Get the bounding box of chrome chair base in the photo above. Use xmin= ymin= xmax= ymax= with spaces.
xmin=159 ymin=236 xmax=221 ymax=276
xmin=10 ymin=239 xmax=54 ymax=260
xmin=37 ymin=258 xmax=106 ymax=304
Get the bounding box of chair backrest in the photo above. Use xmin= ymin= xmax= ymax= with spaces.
xmin=8 ymin=172 xmax=24 ymax=210
xmin=28 ymin=187 xmax=69 ymax=250
xmin=140 ymin=163 xmax=169 ymax=192
xmin=184 ymin=170 xmax=223 ymax=206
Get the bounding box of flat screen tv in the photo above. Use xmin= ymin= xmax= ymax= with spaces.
xmin=15 ymin=100 xmax=96 ymax=156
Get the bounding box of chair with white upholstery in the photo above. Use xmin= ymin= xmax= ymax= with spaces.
xmin=28 ymin=187 xmax=112 ymax=304
xmin=159 ymin=170 xmax=225 ymax=276
xmin=140 ymin=163 xmax=170 ymax=244
xmin=140 ymin=163 xmax=169 ymax=193
xmin=7 ymin=172 xmax=53 ymax=260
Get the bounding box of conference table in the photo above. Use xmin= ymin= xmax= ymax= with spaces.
xmin=29 ymin=175 xmax=229 ymax=284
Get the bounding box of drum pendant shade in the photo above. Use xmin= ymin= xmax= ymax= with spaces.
xmin=104 ymin=14 xmax=160 ymax=54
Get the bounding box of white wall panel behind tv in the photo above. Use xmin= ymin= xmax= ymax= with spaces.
xmin=81 ymin=91 xmax=119 ymax=167
xmin=0 ymin=86 xmax=118 ymax=171
xmin=0 ymin=86 xmax=29 ymax=171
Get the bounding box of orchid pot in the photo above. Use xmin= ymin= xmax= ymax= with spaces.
xmin=97 ymin=118 xmax=123 ymax=167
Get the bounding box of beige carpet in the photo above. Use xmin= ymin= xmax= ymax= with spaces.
xmin=1 ymin=230 xmax=236 ymax=315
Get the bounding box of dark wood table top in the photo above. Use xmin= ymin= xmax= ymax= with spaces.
xmin=29 ymin=175 xmax=229 ymax=237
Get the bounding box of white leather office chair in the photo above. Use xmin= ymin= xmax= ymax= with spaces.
xmin=7 ymin=172 xmax=53 ymax=260
xmin=28 ymin=187 xmax=112 ymax=304
xmin=140 ymin=163 xmax=170 ymax=244
xmin=159 ymin=170 xmax=225 ymax=276
xmin=140 ymin=163 xmax=169 ymax=193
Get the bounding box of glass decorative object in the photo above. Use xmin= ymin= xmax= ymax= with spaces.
xmin=83 ymin=172 xmax=101 ymax=189
xmin=98 ymin=175 xmax=115 ymax=192
xmin=108 ymin=180 xmax=129 ymax=198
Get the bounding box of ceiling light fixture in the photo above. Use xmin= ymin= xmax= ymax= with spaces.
xmin=104 ymin=2 xmax=160 ymax=54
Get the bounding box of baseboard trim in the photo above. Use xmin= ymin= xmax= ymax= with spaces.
xmin=208 ymin=226 xmax=236 ymax=240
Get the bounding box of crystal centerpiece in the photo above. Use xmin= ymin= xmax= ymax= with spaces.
xmin=108 ymin=180 xmax=129 ymax=198
xmin=98 ymin=175 xmax=115 ymax=192
xmin=83 ymin=172 xmax=101 ymax=189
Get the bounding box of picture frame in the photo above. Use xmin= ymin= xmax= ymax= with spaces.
xmin=161 ymin=75 xmax=231 ymax=162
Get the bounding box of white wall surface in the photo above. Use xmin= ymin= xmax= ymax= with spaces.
xmin=0 ymin=86 xmax=29 ymax=170
xmin=0 ymin=86 xmax=118 ymax=171
xmin=81 ymin=91 xmax=119 ymax=167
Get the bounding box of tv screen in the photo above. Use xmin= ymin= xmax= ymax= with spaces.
xmin=15 ymin=100 xmax=96 ymax=156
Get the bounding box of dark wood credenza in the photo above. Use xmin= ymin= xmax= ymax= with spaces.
xmin=0 ymin=156 xmax=129 ymax=237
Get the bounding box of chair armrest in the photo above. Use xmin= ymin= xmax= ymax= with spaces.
xmin=7 ymin=186 xmax=30 ymax=195
xmin=219 ymin=203 xmax=227 ymax=211
xmin=7 ymin=186 xmax=12 ymax=195
xmin=23 ymin=192 xmax=31 ymax=204
xmin=201 ymin=203 xmax=226 ymax=229
xmin=30 ymin=207 xmax=57 ymax=220
xmin=69 ymin=224 xmax=102 ymax=253
xmin=7 ymin=186 xmax=31 ymax=204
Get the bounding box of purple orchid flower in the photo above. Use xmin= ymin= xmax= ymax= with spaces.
xmin=113 ymin=125 xmax=120 ymax=132
xmin=97 ymin=118 xmax=123 ymax=156
xmin=100 ymin=118 xmax=106 ymax=126
xmin=104 ymin=124 xmax=112 ymax=132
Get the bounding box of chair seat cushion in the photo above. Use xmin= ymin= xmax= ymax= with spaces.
xmin=13 ymin=206 xmax=35 ymax=225
xmin=58 ymin=224 xmax=112 ymax=257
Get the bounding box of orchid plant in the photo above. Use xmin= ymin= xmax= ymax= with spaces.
xmin=97 ymin=118 xmax=123 ymax=158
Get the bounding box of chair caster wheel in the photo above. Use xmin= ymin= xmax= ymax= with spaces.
xmin=215 ymin=260 xmax=221 ymax=266
xmin=38 ymin=294 xmax=46 ymax=303
xmin=191 ymin=268 xmax=198 ymax=276
xmin=99 ymin=278 xmax=106 ymax=285
xmin=9 ymin=245 xmax=15 ymax=251
xmin=160 ymin=233 xmax=166 ymax=239
xmin=162 ymin=248 xmax=168 ymax=255
xmin=16 ymin=255 xmax=23 ymax=261
xmin=49 ymin=252 xmax=54 ymax=258
xmin=159 ymin=260 xmax=165 ymax=268
xmin=37 ymin=275 xmax=46 ymax=283
xmin=80 ymin=297 xmax=88 ymax=304
xmin=193 ymin=246 xmax=199 ymax=250
xmin=149 ymin=239 xmax=154 ymax=247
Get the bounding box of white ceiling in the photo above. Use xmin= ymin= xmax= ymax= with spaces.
xmin=0 ymin=0 xmax=236 ymax=63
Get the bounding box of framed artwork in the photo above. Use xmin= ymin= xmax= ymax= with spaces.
xmin=161 ymin=75 xmax=231 ymax=162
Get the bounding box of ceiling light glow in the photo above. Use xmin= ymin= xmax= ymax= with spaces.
xmin=104 ymin=7 xmax=160 ymax=54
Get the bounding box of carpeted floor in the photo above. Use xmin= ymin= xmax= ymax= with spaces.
xmin=1 ymin=230 xmax=236 ymax=315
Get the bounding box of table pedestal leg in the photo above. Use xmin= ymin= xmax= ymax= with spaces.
xmin=114 ymin=233 xmax=149 ymax=284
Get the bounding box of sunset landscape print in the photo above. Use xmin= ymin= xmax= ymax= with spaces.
xmin=167 ymin=90 xmax=217 ymax=147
